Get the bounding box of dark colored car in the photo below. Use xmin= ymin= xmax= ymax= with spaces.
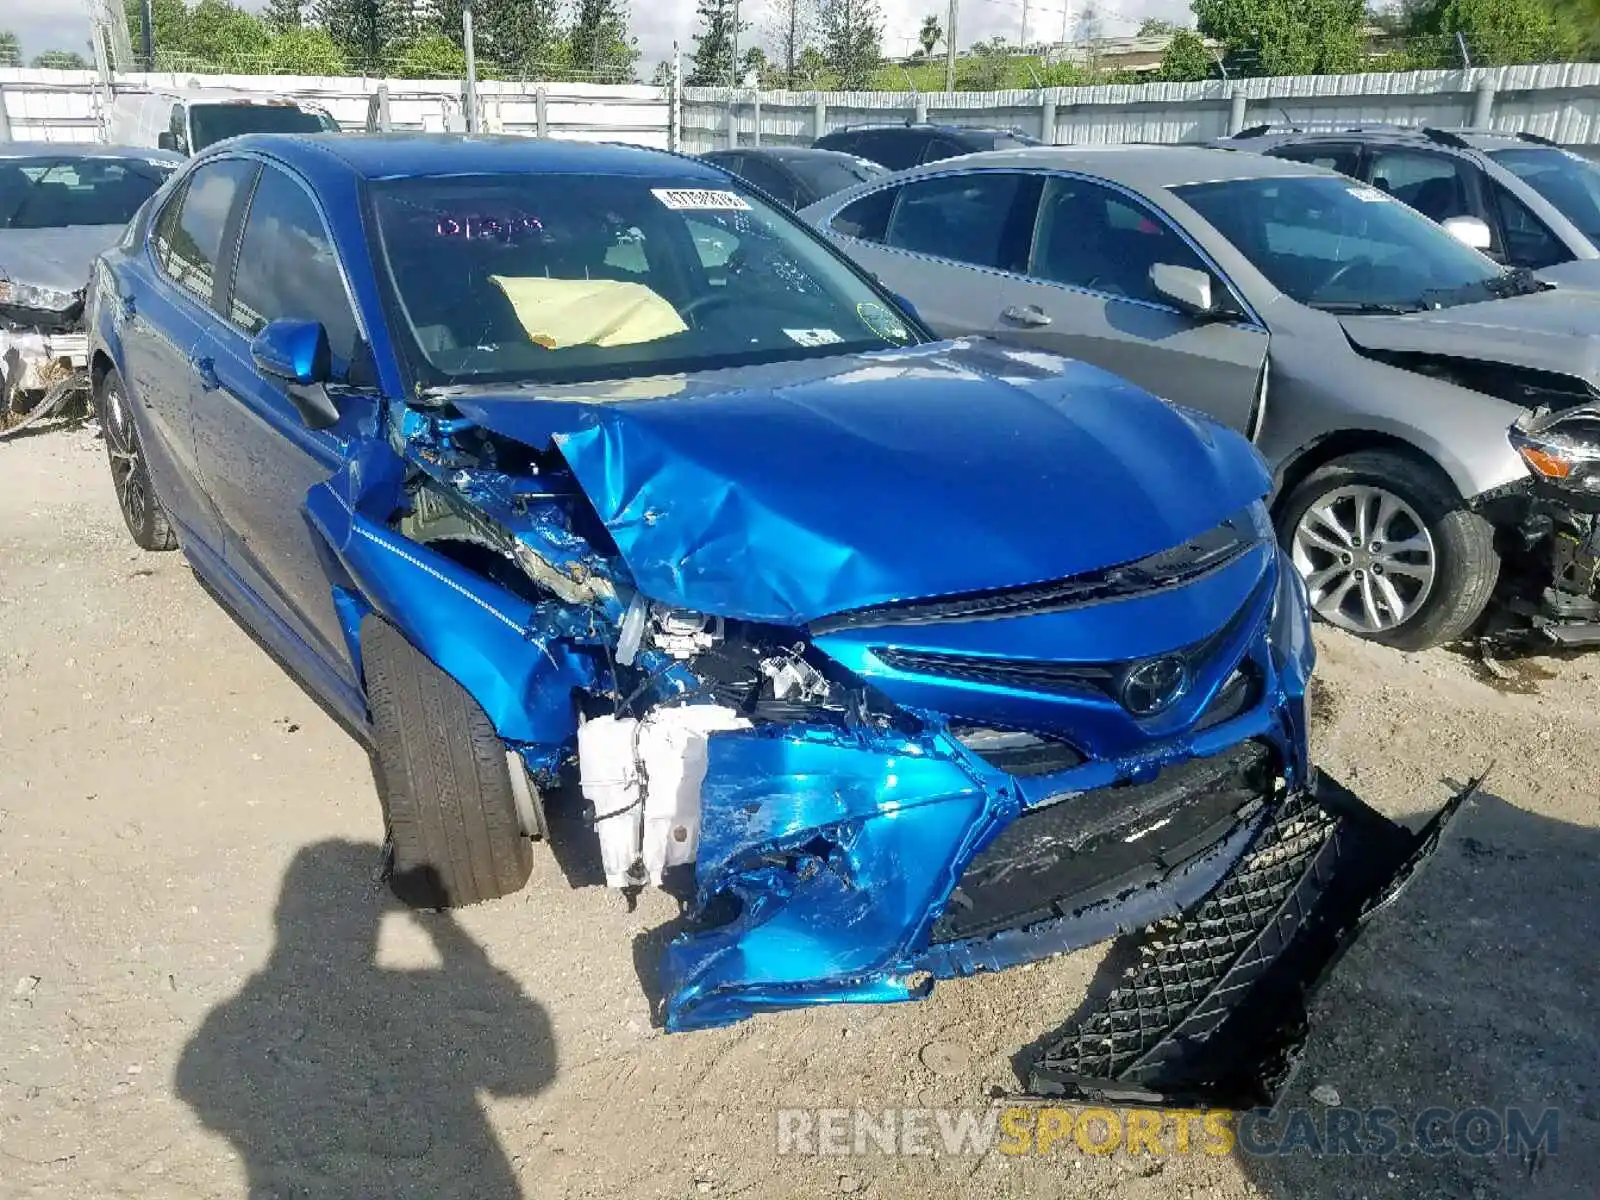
xmin=82 ymin=132 xmax=1453 ymax=1103
xmin=813 ymin=122 xmax=1040 ymax=171
xmin=699 ymin=147 xmax=885 ymax=209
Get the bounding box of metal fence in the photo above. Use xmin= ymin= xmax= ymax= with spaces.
xmin=3 ymin=60 xmax=1597 ymax=153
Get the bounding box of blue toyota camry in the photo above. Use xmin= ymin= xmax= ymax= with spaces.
xmin=86 ymin=133 xmax=1452 ymax=1101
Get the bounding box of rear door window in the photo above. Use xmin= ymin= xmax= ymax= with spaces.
xmin=920 ymin=137 xmax=968 ymax=165
xmin=855 ymin=130 xmax=924 ymax=171
xmin=151 ymin=158 xmax=257 ymax=310
xmin=885 ymin=172 xmax=1033 ymax=270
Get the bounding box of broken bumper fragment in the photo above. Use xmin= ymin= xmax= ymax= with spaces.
xmin=0 ymin=328 xmax=89 ymax=409
xmin=1025 ymin=772 xmax=1472 ymax=1110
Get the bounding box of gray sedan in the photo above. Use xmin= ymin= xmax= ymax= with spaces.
xmin=802 ymin=146 xmax=1600 ymax=650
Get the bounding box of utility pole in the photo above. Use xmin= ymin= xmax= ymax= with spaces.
xmin=727 ymin=0 xmax=741 ymax=149
xmin=140 ymin=0 xmax=155 ymax=70
xmin=944 ymin=0 xmax=958 ymax=91
xmin=463 ymin=0 xmax=480 ymax=133
xmin=1020 ymin=0 xmax=1029 ymax=49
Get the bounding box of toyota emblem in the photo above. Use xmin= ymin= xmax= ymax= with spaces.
xmin=1119 ymin=656 xmax=1190 ymax=716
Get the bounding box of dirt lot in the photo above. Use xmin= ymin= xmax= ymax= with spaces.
xmin=2 ymin=427 xmax=1597 ymax=1200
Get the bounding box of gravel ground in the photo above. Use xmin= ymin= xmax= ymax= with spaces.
xmin=2 ymin=427 xmax=1596 ymax=1199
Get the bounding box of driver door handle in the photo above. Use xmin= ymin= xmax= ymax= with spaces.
xmin=1001 ymin=304 xmax=1052 ymax=327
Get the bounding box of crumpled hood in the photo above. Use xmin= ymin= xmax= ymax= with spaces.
xmin=1340 ymin=289 xmax=1600 ymax=387
xmin=446 ymin=340 xmax=1271 ymax=625
xmin=0 ymin=226 xmax=125 ymax=296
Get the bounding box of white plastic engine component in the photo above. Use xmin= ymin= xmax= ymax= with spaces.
xmin=577 ymin=714 xmax=644 ymax=888
xmin=759 ymin=652 xmax=829 ymax=702
xmin=635 ymin=704 xmax=751 ymax=886
xmin=648 ymin=605 xmax=724 ymax=659
xmin=577 ymin=704 xmax=750 ymax=890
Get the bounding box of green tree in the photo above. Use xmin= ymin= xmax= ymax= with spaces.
xmin=181 ymin=0 xmax=271 ymax=69
xmin=0 ymin=29 xmax=20 ymax=67
xmin=31 ymin=49 xmax=92 ymax=69
xmin=1159 ymin=28 xmax=1214 ymax=79
xmin=1401 ymin=0 xmax=1580 ymax=65
xmin=766 ymin=0 xmax=815 ymax=82
xmin=816 ymin=0 xmax=881 ymax=89
xmin=1137 ymin=17 xmax=1179 ymax=35
xmin=264 ymin=0 xmax=305 ymax=30
xmin=569 ymin=0 xmax=639 ymax=81
xmin=123 ymin=0 xmax=191 ymax=61
xmin=266 ymin=25 xmax=347 ymax=73
xmin=918 ymin=12 xmax=943 ymax=55
xmin=959 ymin=35 xmax=1013 ymax=90
xmin=391 ymin=32 xmax=465 ymax=76
xmin=792 ymin=44 xmax=828 ymax=85
xmin=312 ymin=0 xmax=403 ymax=72
xmin=433 ymin=0 xmax=566 ymax=76
xmin=1192 ymin=0 xmax=1366 ymax=75
xmin=687 ymin=0 xmax=743 ymax=85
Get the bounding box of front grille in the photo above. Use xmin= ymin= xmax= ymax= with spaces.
xmin=872 ymin=574 xmax=1268 ymax=708
xmin=811 ymin=509 xmax=1262 ymax=634
xmin=930 ymin=741 xmax=1277 ymax=943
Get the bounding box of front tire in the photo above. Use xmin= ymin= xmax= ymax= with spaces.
xmin=362 ymin=615 xmax=533 ymax=908
xmin=97 ymin=370 xmax=177 ymax=551
xmin=1277 ymin=449 xmax=1498 ymax=651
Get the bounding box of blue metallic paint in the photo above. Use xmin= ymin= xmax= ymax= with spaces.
xmin=87 ymin=134 xmax=1318 ymax=1034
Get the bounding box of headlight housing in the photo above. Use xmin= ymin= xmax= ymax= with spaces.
xmin=1510 ymin=420 xmax=1600 ymax=495
xmin=0 ymin=279 xmax=78 ymax=314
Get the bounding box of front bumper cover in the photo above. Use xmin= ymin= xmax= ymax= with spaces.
xmin=1024 ymin=770 xmax=1473 ymax=1109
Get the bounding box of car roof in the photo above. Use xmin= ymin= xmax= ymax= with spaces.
xmin=728 ymin=146 xmax=880 ymax=165
xmin=1220 ymin=124 xmax=1563 ymax=155
xmin=894 ymin=144 xmax=1331 ymax=190
xmin=0 ymin=141 xmax=185 ymax=163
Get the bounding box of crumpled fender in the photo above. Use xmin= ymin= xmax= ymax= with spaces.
xmin=305 ymin=450 xmax=594 ymax=751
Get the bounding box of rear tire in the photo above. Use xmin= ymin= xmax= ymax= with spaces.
xmin=97 ymin=370 xmax=177 ymax=551
xmin=1276 ymin=449 xmax=1498 ymax=651
xmin=362 ymin=615 xmax=533 ymax=908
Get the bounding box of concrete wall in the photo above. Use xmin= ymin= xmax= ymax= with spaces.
xmin=4 ymin=61 xmax=1597 ymax=154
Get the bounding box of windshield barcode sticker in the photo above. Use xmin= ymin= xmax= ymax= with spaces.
xmin=652 ymin=188 xmax=752 ymax=211
xmin=784 ymin=328 xmax=845 ymax=347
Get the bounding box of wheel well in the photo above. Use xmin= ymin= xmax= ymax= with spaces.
xmin=90 ymin=350 xmax=115 ymax=390
xmin=1270 ymin=431 xmax=1455 ymax=517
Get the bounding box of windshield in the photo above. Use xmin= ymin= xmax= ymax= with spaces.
xmin=783 ymin=156 xmax=885 ymax=200
xmin=189 ymin=103 xmax=337 ymax=151
xmin=1174 ymin=174 xmax=1516 ymax=312
xmin=369 ymin=174 xmax=920 ymax=388
xmin=1490 ymin=147 xmax=1600 ymax=244
xmin=0 ymin=155 xmax=175 ymax=229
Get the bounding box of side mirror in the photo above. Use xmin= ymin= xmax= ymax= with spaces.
xmin=1150 ymin=262 xmax=1216 ymax=317
xmin=250 ymin=319 xmax=340 ymax=430
xmin=1442 ymin=215 xmax=1493 ymax=253
xmin=157 ymin=131 xmax=179 ymax=152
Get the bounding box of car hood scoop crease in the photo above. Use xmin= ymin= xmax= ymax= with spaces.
xmin=443 ymin=342 xmax=1270 ymax=624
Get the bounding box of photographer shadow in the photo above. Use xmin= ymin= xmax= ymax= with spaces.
xmin=175 ymin=840 xmax=555 ymax=1199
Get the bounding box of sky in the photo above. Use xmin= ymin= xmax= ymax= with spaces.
xmin=6 ymin=0 xmax=1194 ymax=69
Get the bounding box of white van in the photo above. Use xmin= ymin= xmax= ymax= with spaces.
xmin=107 ymin=88 xmax=341 ymax=155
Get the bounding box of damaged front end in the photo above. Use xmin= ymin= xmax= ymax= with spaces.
xmin=1480 ymin=403 xmax=1600 ymax=646
xmin=305 ymin=343 xmax=1457 ymax=1110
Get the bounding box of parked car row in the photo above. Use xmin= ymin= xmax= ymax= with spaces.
xmin=78 ymin=128 xmax=1468 ymax=1103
